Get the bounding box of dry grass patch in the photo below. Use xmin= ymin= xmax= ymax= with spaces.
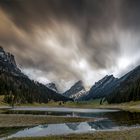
xmin=0 ymin=114 xmax=94 ymax=127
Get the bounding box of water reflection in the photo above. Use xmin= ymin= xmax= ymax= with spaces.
xmin=0 ymin=127 xmax=25 ymax=138
xmin=1 ymin=108 xmax=140 ymax=139
xmin=2 ymin=108 xmax=120 ymax=118
xmin=102 ymin=111 xmax=140 ymax=126
xmin=10 ymin=107 xmax=119 ymax=113
xmin=3 ymin=110 xmax=140 ymax=126
xmin=7 ymin=120 xmax=116 ymax=139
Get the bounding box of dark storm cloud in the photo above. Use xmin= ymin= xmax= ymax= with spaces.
xmin=120 ymin=0 xmax=140 ymax=31
xmin=0 ymin=0 xmax=85 ymax=32
xmin=0 ymin=0 xmax=140 ymax=90
xmin=0 ymin=0 xmax=120 ymax=32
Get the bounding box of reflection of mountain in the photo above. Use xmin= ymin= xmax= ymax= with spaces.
xmin=77 ymin=122 xmax=94 ymax=131
xmin=88 ymin=120 xmax=116 ymax=130
xmin=40 ymin=124 xmax=48 ymax=128
xmin=63 ymin=121 xmax=116 ymax=131
xmin=6 ymin=119 xmax=128 ymax=139
xmin=65 ymin=123 xmax=80 ymax=130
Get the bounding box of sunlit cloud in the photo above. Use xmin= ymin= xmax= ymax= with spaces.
xmin=0 ymin=0 xmax=140 ymax=91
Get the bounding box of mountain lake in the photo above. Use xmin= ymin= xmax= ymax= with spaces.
xmin=0 ymin=107 xmax=140 ymax=139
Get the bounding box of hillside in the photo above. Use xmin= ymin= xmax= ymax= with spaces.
xmin=63 ymin=81 xmax=87 ymax=100
xmin=80 ymin=65 xmax=140 ymax=104
xmin=106 ymin=66 xmax=140 ymax=103
xmin=80 ymin=75 xmax=117 ymax=101
xmin=0 ymin=46 xmax=71 ymax=104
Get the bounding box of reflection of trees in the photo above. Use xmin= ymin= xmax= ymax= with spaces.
xmin=40 ymin=124 xmax=48 ymax=128
xmin=0 ymin=127 xmax=25 ymax=138
xmin=102 ymin=111 xmax=140 ymax=126
xmin=4 ymin=110 xmax=73 ymax=116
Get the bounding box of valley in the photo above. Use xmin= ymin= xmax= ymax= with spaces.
xmin=0 ymin=46 xmax=140 ymax=140
xmin=1 ymin=0 xmax=140 ymax=139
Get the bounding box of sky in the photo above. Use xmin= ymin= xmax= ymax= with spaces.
xmin=0 ymin=0 xmax=140 ymax=92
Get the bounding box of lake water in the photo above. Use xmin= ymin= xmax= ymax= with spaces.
xmin=6 ymin=120 xmax=117 ymax=139
xmin=1 ymin=107 xmax=140 ymax=139
xmin=5 ymin=107 xmax=119 ymax=118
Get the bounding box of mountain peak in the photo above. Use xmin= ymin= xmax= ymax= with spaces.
xmin=0 ymin=46 xmax=17 ymax=67
xmin=46 ymin=82 xmax=58 ymax=92
xmin=63 ymin=80 xmax=87 ymax=100
xmin=80 ymin=74 xmax=118 ymax=100
xmin=0 ymin=46 xmax=24 ymax=76
xmin=74 ymin=80 xmax=84 ymax=87
xmin=103 ymin=74 xmax=115 ymax=79
xmin=0 ymin=46 xmax=4 ymax=52
xmin=94 ymin=75 xmax=115 ymax=87
xmin=0 ymin=46 xmax=72 ymax=104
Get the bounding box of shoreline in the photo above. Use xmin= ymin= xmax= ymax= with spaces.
xmin=0 ymin=102 xmax=140 ymax=140
xmin=0 ymin=114 xmax=95 ymax=127
xmin=1 ymin=99 xmax=140 ymax=112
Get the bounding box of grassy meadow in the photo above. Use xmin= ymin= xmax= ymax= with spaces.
xmin=15 ymin=99 xmax=140 ymax=112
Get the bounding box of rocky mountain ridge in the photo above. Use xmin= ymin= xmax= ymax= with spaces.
xmin=0 ymin=46 xmax=72 ymax=104
xmin=63 ymin=80 xmax=88 ymax=100
xmin=46 ymin=83 xmax=58 ymax=92
xmin=0 ymin=46 xmax=24 ymax=77
xmin=80 ymin=75 xmax=118 ymax=100
xmin=80 ymin=65 xmax=140 ymax=103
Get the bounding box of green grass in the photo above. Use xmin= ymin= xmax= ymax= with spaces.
xmin=15 ymin=100 xmax=140 ymax=112
xmin=0 ymin=95 xmax=8 ymax=106
xmin=17 ymin=99 xmax=106 ymax=108
xmin=1 ymin=94 xmax=140 ymax=112
xmin=46 ymin=100 xmax=140 ymax=112
xmin=98 ymin=101 xmax=140 ymax=112
xmin=8 ymin=128 xmax=140 ymax=140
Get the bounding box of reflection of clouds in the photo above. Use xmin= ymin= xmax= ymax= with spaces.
xmin=8 ymin=122 xmax=96 ymax=139
xmin=8 ymin=120 xmax=117 ymax=139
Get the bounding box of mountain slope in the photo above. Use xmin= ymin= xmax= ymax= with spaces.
xmin=80 ymin=65 xmax=140 ymax=103
xmin=0 ymin=46 xmax=25 ymax=77
xmin=80 ymin=75 xmax=118 ymax=101
xmin=63 ymin=81 xmax=87 ymax=100
xmin=46 ymin=83 xmax=58 ymax=92
xmin=0 ymin=46 xmax=72 ymax=104
xmin=106 ymin=65 xmax=140 ymax=103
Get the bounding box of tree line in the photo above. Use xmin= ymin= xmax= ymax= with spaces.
xmin=106 ymin=78 xmax=140 ymax=103
xmin=0 ymin=71 xmax=70 ymax=105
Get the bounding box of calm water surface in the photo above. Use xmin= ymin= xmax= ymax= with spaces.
xmin=1 ymin=107 xmax=140 ymax=139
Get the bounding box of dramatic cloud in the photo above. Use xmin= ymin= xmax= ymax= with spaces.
xmin=0 ymin=0 xmax=140 ymax=91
